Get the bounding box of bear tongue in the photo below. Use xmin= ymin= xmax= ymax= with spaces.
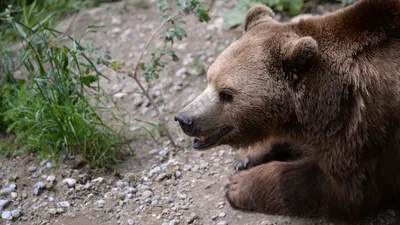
xmin=199 ymin=136 xmax=207 ymax=141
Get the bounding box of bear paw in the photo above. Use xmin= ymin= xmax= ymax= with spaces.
xmin=225 ymin=170 xmax=256 ymax=211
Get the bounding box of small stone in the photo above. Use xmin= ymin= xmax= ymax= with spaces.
xmin=56 ymin=208 xmax=65 ymax=213
xmin=62 ymin=178 xmax=76 ymax=187
xmin=0 ymin=183 xmax=16 ymax=196
xmin=218 ymin=212 xmax=226 ymax=218
xmin=149 ymin=166 xmax=161 ymax=177
xmin=156 ymin=173 xmax=167 ymax=182
xmin=142 ymin=190 xmax=153 ymax=198
xmin=169 ymin=220 xmax=179 ymax=225
xmin=175 ymin=171 xmax=182 ymax=179
xmin=10 ymin=192 xmax=17 ymax=199
xmin=186 ymin=213 xmax=197 ymax=223
xmin=92 ymin=177 xmax=104 ymax=183
xmin=46 ymin=175 xmax=56 ymax=182
xmin=96 ymin=199 xmax=106 ymax=208
xmin=149 ymin=149 xmax=160 ymax=155
xmin=57 ymin=201 xmax=70 ymax=208
xmin=28 ymin=166 xmax=37 ymax=172
xmin=116 ymin=180 xmax=126 ymax=187
xmin=127 ymin=219 xmax=134 ymax=225
xmin=46 ymin=162 xmax=52 ymax=169
xmin=260 ymin=221 xmax=269 ymax=225
xmin=0 ymin=199 xmax=11 ymax=210
xmin=176 ymin=67 xmax=188 ymax=77
xmin=124 ymin=187 xmax=137 ymax=194
xmin=217 ymin=221 xmax=228 ymax=225
xmin=112 ymin=27 xmax=121 ymax=34
xmin=48 ymin=196 xmax=55 ymax=202
xmin=48 ymin=208 xmax=57 ymax=215
xmin=11 ymin=209 xmax=22 ymax=218
xmin=1 ymin=210 xmax=12 ymax=220
xmin=33 ymin=182 xmax=45 ymax=196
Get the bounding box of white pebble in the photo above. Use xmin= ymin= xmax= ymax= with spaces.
xmin=1 ymin=211 xmax=12 ymax=220
xmin=11 ymin=209 xmax=22 ymax=218
xmin=57 ymin=201 xmax=70 ymax=208
xmin=62 ymin=178 xmax=76 ymax=187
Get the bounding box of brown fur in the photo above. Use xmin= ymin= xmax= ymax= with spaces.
xmin=176 ymin=0 xmax=400 ymax=222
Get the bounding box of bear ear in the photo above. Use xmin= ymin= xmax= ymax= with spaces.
xmin=244 ymin=5 xmax=275 ymax=32
xmin=281 ymin=36 xmax=318 ymax=81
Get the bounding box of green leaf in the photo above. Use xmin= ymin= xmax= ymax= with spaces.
xmin=80 ymin=75 xmax=99 ymax=87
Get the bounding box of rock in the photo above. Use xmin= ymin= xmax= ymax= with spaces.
xmin=48 ymin=208 xmax=57 ymax=215
xmin=92 ymin=177 xmax=105 ymax=183
xmin=96 ymin=199 xmax=106 ymax=208
xmin=149 ymin=149 xmax=160 ymax=155
xmin=46 ymin=175 xmax=56 ymax=182
xmin=186 ymin=213 xmax=197 ymax=224
xmin=0 ymin=183 xmax=16 ymax=196
xmin=1 ymin=211 xmax=12 ymax=220
xmin=10 ymin=192 xmax=17 ymax=199
xmin=217 ymin=221 xmax=228 ymax=225
xmin=116 ymin=180 xmax=126 ymax=187
xmin=112 ymin=27 xmax=121 ymax=34
xmin=142 ymin=190 xmax=153 ymax=198
xmin=176 ymin=67 xmax=188 ymax=77
xmin=127 ymin=219 xmax=134 ymax=225
xmin=175 ymin=171 xmax=182 ymax=179
xmin=218 ymin=212 xmax=226 ymax=218
xmin=11 ymin=209 xmax=22 ymax=218
xmin=28 ymin=165 xmax=37 ymax=172
xmin=260 ymin=221 xmax=269 ymax=225
xmin=33 ymin=182 xmax=45 ymax=196
xmin=56 ymin=208 xmax=65 ymax=213
xmin=57 ymin=201 xmax=70 ymax=208
xmin=158 ymin=148 xmax=170 ymax=157
xmin=169 ymin=220 xmax=179 ymax=225
xmin=46 ymin=162 xmax=52 ymax=169
xmin=149 ymin=166 xmax=161 ymax=177
xmin=0 ymin=199 xmax=11 ymax=210
xmin=62 ymin=178 xmax=76 ymax=187
xmin=155 ymin=173 xmax=167 ymax=182
xmin=123 ymin=187 xmax=137 ymax=194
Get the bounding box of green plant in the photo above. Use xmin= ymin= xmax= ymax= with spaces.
xmin=0 ymin=5 xmax=130 ymax=170
xmin=100 ymin=0 xmax=211 ymax=147
xmin=0 ymin=0 xmax=101 ymax=44
xmin=223 ymin=0 xmax=304 ymax=30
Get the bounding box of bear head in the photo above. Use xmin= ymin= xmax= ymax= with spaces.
xmin=175 ymin=5 xmax=319 ymax=150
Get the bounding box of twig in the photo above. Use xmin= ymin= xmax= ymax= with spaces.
xmin=125 ymin=13 xmax=182 ymax=148
xmin=132 ymin=12 xmax=180 ymax=79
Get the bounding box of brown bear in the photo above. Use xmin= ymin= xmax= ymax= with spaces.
xmin=175 ymin=0 xmax=400 ymax=222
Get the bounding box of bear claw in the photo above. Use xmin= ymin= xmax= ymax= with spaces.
xmin=232 ymin=155 xmax=250 ymax=171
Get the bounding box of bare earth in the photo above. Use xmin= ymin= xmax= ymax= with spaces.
xmin=1 ymin=1 xmax=400 ymax=225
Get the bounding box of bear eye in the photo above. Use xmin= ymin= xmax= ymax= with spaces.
xmin=219 ymin=91 xmax=233 ymax=102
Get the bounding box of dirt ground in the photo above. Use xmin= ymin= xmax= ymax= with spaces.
xmin=1 ymin=0 xmax=400 ymax=225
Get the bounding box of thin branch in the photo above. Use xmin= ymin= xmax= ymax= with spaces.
xmin=131 ymin=12 xmax=180 ymax=79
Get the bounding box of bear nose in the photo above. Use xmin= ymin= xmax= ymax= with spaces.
xmin=174 ymin=112 xmax=193 ymax=133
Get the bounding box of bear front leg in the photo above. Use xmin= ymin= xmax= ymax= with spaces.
xmin=226 ymin=160 xmax=360 ymax=220
xmin=232 ymin=141 xmax=304 ymax=171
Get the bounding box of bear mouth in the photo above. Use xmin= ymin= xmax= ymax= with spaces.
xmin=192 ymin=125 xmax=233 ymax=150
